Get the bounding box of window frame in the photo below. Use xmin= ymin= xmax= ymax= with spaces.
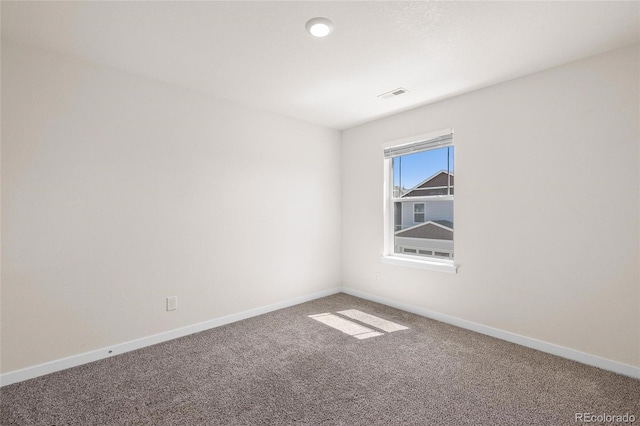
xmin=382 ymin=129 xmax=457 ymax=274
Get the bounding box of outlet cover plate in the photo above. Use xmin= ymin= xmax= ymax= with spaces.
xmin=166 ymin=296 xmax=177 ymax=311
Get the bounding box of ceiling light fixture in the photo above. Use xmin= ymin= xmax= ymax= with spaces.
xmin=305 ymin=17 xmax=334 ymax=38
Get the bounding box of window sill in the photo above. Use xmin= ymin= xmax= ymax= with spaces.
xmin=381 ymin=255 xmax=458 ymax=274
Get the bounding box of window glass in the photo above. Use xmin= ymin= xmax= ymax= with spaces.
xmin=391 ymin=145 xmax=454 ymax=260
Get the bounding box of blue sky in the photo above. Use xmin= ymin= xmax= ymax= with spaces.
xmin=393 ymin=146 xmax=454 ymax=189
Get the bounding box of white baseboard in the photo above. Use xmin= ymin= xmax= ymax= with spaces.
xmin=340 ymin=286 xmax=640 ymax=379
xmin=3 ymin=285 xmax=638 ymax=386
xmin=0 ymin=287 xmax=341 ymax=387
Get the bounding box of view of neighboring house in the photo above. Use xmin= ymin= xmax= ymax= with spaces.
xmin=402 ymin=170 xmax=454 ymax=197
xmin=394 ymin=170 xmax=454 ymax=258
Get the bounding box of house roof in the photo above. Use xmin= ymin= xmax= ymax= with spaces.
xmin=402 ymin=171 xmax=454 ymax=198
xmin=395 ymin=221 xmax=453 ymax=240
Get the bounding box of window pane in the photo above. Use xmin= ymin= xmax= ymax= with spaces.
xmin=393 ymin=146 xmax=453 ymax=196
xmin=392 ymin=145 xmax=454 ymax=259
xmin=394 ymin=202 xmax=402 ymax=231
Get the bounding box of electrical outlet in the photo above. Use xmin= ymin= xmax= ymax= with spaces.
xmin=166 ymin=296 xmax=177 ymax=311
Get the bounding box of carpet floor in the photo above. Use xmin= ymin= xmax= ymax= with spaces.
xmin=1 ymin=293 xmax=638 ymax=425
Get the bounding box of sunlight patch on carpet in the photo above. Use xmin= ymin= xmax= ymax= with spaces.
xmin=308 ymin=313 xmax=383 ymax=339
xmin=336 ymin=309 xmax=408 ymax=332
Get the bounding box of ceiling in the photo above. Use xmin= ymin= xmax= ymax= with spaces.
xmin=2 ymin=1 xmax=639 ymax=130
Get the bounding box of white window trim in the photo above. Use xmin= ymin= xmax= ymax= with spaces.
xmin=382 ymin=128 xmax=457 ymax=274
xmin=392 ymin=195 xmax=453 ymax=203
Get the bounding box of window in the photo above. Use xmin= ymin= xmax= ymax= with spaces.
xmin=413 ymin=203 xmax=425 ymax=223
xmin=383 ymin=130 xmax=456 ymax=273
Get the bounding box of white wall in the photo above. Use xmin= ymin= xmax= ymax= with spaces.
xmin=342 ymin=45 xmax=640 ymax=368
xmin=2 ymin=39 xmax=638 ymax=378
xmin=1 ymin=41 xmax=341 ymax=373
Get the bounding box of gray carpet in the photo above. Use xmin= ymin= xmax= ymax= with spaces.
xmin=1 ymin=293 xmax=638 ymax=425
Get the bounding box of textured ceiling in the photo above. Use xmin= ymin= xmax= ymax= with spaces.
xmin=2 ymin=1 xmax=639 ymax=130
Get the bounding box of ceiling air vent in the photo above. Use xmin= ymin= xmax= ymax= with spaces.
xmin=377 ymin=87 xmax=408 ymax=100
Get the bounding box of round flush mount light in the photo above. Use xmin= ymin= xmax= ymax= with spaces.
xmin=305 ymin=17 xmax=334 ymax=38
